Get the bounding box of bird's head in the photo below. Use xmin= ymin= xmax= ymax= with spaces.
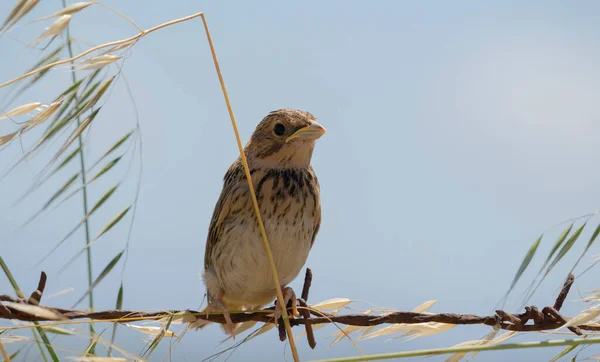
xmin=245 ymin=109 xmax=326 ymax=168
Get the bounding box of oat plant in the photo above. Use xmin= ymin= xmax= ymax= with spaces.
xmin=0 ymin=0 xmax=149 ymax=359
xmin=2 ymin=2 xmax=600 ymax=362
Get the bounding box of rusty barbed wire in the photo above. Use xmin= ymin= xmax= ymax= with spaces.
xmin=0 ymin=270 xmax=597 ymax=349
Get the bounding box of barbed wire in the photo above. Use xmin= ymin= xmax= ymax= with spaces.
xmin=1 ymin=269 xmax=597 ymax=349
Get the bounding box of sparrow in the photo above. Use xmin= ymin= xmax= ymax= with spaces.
xmin=193 ymin=109 xmax=325 ymax=336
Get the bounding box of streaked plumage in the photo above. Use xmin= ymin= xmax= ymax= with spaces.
xmin=194 ymin=109 xmax=325 ymax=335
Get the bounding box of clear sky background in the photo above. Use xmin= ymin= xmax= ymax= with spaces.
xmin=1 ymin=1 xmax=600 ymax=361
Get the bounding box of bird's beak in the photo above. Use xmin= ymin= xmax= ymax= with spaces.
xmin=285 ymin=122 xmax=327 ymax=143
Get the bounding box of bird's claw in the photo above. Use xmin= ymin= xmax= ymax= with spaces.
xmin=205 ymin=295 xmax=237 ymax=339
xmin=273 ymin=286 xmax=300 ymax=321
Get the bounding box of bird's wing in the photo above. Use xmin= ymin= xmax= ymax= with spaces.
xmin=204 ymin=160 xmax=246 ymax=271
xmin=311 ymin=211 xmax=321 ymax=248
xmin=309 ymin=166 xmax=321 ymax=248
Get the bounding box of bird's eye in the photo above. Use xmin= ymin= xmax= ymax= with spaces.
xmin=273 ymin=123 xmax=285 ymax=136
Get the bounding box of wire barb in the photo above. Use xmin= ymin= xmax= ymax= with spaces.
xmin=0 ymin=271 xmax=595 ymax=349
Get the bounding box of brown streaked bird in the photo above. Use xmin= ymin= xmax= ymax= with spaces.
xmin=192 ymin=109 xmax=325 ymax=336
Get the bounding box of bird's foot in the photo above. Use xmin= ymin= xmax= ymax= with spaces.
xmin=205 ymin=294 xmax=237 ymax=338
xmin=273 ymin=286 xmax=300 ymax=321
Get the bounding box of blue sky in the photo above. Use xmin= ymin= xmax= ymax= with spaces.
xmin=2 ymin=1 xmax=600 ymax=361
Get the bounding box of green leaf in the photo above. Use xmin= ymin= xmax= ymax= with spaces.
xmin=1 ymin=0 xmax=27 ymax=32
xmin=0 ymin=258 xmax=59 ymax=362
xmin=92 ymin=205 xmax=132 ymax=241
xmin=49 ymin=108 xmax=100 ymax=165
xmin=81 ymin=328 xmax=106 ymax=358
xmin=0 ymin=256 xmax=24 ymax=299
xmin=20 ymin=172 xmax=80 ymax=227
xmin=82 ymin=338 xmax=98 ymax=357
xmin=550 ymin=343 xmax=578 ymax=362
xmin=143 ymin=315 xmax=173 ymax=359
xmin=79 ymin=81 xmax=101 ymax=104
xmin=41 ymin=173 xmax=79 ymax=211
xmin=47 ymin=92 xmax=76 ymax=130
xmin=571 ymin=222 xmax=600 ymax=273
xmin=108 ymin=283 xmax=124 ymax=357
xmin=73 ymin=251 xmax=124 ymax=308
xmin=583 ymin=222 xmax=600 ymax=252
xmin=0 ymin=0 xmax=38 ymax=33
xmin=43 ymin=76 xmax=109 ymax=143
xmin=310 ymin=337 xmax=600 ymax=362
xmin=52 ymin=146 xmax=81 ymax=175
xmin=89 ymin=130 xmax=133 ymax=170
xmin=5 ymin=50 xmax=64 ymax=105
xmin=540 ymin=223 xmax=573 ymax=273
xmin=116 ymin=284 xmax=124 ymax=310
xmin=509 ymin=235 xmax=542 ymax=290
xmin=82 ymin=69 xmax=103 ymax=93
xmin=88 ymin=156 xmax=122 ymax=183
xmin=40 ymin=326 xmax=74 ymax=335
xmin=81 ymin=76 xmax=114 ymax=113
xmin=55 ymin=78 xmax=83 ymax=100
xmin=88 ymin=184 xmax=119 ymax=215
xmin=29 ymin=45 xmax=65 ymax=72
xmin=102 ymin=131 xmax=133 ymax=160
xmin=36 ymin=184 xmax=120 ymax=267
xmin=547 ymin=223 xmax=586 ymax=273
xmin=3 ymin=349 xmax=21 ymax=362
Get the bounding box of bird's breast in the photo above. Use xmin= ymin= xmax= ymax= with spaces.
xmin=211 ymin=167 xmax=320 ymax=306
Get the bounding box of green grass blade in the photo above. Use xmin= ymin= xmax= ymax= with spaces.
xmin=539 ymin=223 xmax=573 ymax=273
xmin=77 ymin=76 xmax=114 ymax=115
xmin=550 ymin=343 xmax=579 ymax=362
xmin=509 ymin=234 xmax=542 ymax=290
xmin=89 ymin=131 xmax=133 ymax=170
xmin=310 ymin=337 xmax=600 ymax=362
xmin=56 ymin=78 xmax=84 ymax=100
xmin=0 ymin=256 xmax=24 ymax=298
xmin=142 ymin=315 xmax=173 ymax=359
xmin=571 ymin=222 xmax=600 ymax=273
xmin=57 ymin=186 xmax=123 ymax=272
xmin=583 ymin=222 xmax=600 ymax=251
xmin=81 ymin=328 xmax=107 ymax=357
xmin=41 ymin=173 xmax=79 ymax=211
xmin=116 ymin=283 xmax=124 ymax=309
xmin=101 ymin=131 xmax=133 ymax=160
xmin=53 ymin=146 xmax=81 ymax=175
xmin=72 ymin=251 xmax=124 ymax=308
xmin=0 ymin=0 xmax=38 ymax=33
xmin=108 ymin=283 xmax=124 ymax=357
xmin=88 ymin=156 xmax=122 ymax=183
xmin=88 ymin=184 xmax=119 ymax=215
xmin=40 ymin=326 xmax=74 ymax=336
xmin=30 ymin=46 xmax=65 ymax=71
xmin=51 ymin=108 xmax=100 ymax=163
xmin=31 ymin=330 xmax=49 ymax=362
xmin=1 ymin=0 xmax=27 ymax=32
xmin=20 ymin=172 xmax=80 ymax=227
xmin=82 ymin=69 xmax=102 ymax=91
xmin=43 ymin=76 xmax=108 ymax=143
xmin=3 ymin=349 xmax=21 ymax=362
xmin=36 ymin=184 xmax=120 ymax=268
xmin=92 ymin=205 xmax=132 ymax=241
xmin=0 ymin=258 xmax=59 ymax=362
xmin=79 ymin=81 xmax=101 ymax=104
xmin=32 ymin=168 xmax=115 ymax=220
xmin=5 ymin=52 xmax=64 ymax=106
xmin=546 ymin=223 xmax=586 ymax=274
xmin=47 ymin=92 xmax=76 ymax=129
xmin=82 ymin=336 xmax=98 ymax=357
